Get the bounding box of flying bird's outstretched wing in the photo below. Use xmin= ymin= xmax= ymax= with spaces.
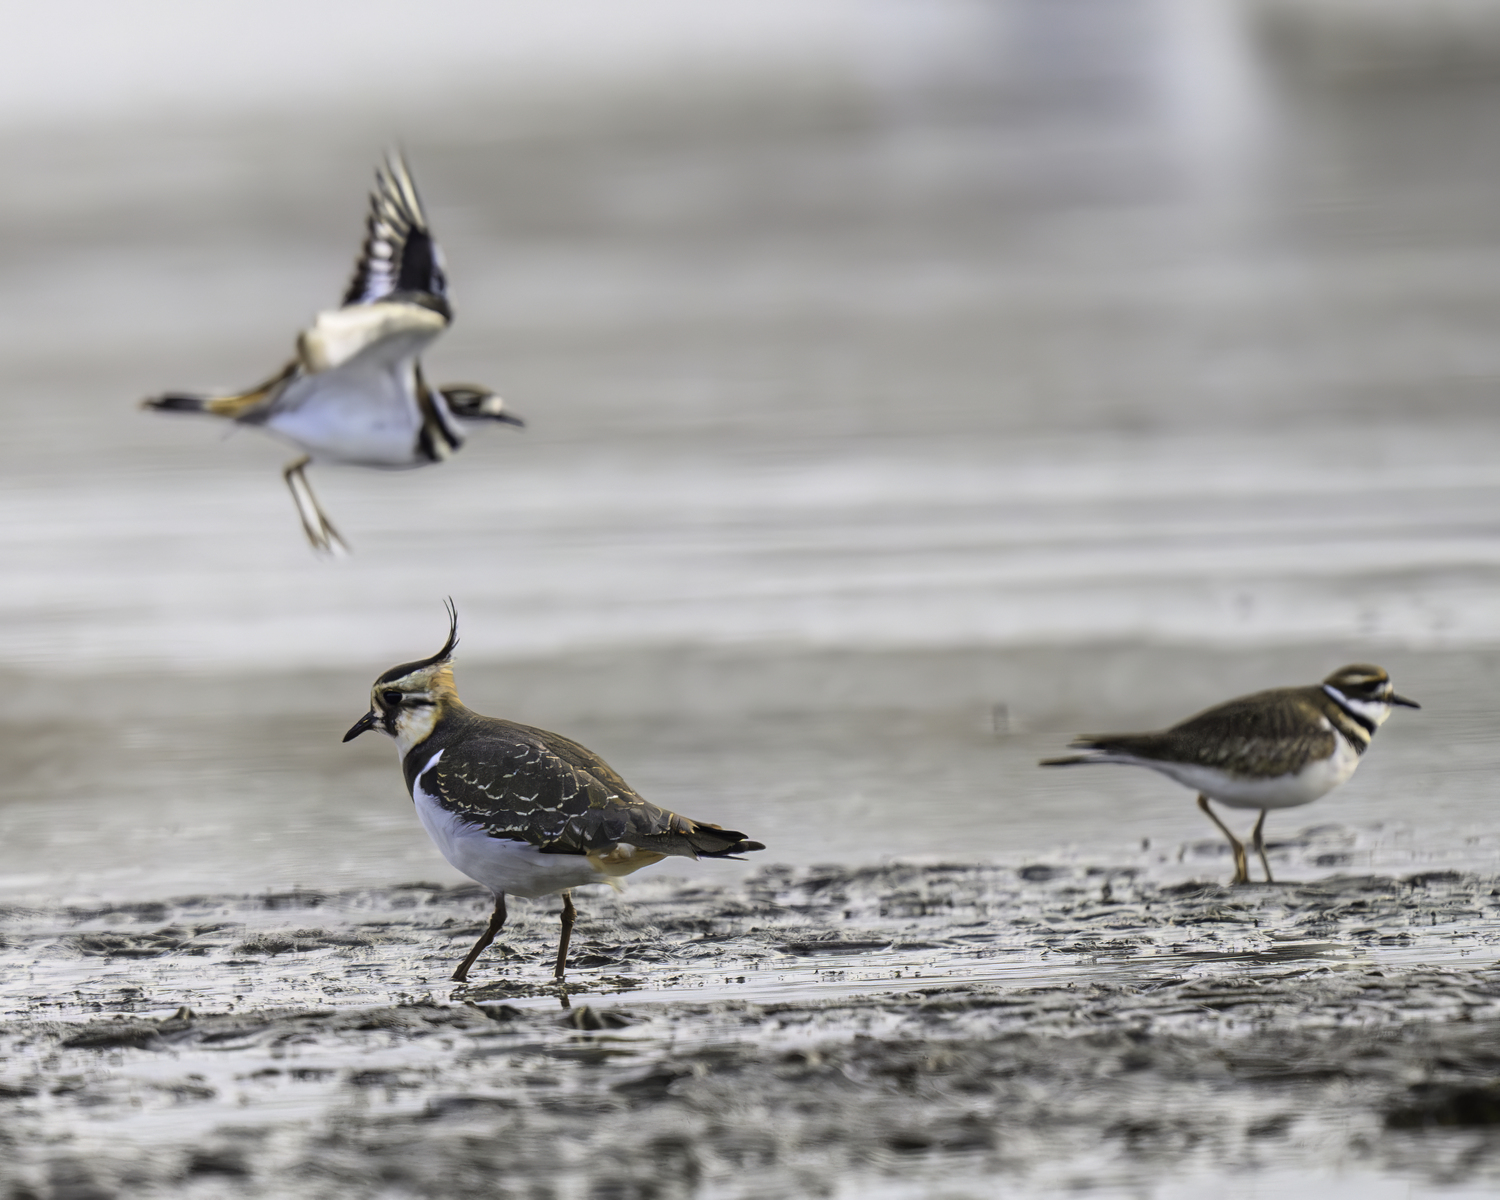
xmin=342 ymin=153 xmax=449 ymax=313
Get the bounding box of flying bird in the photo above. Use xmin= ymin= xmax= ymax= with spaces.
xmin=143 ymin=153 xmax=521 ymax=553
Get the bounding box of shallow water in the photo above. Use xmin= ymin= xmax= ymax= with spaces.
xmin=0 ymin=641 xmax=1496 ymax=902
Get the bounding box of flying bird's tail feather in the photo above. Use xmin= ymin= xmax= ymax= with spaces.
xmin=141 ymin=361 xmax=296 ymax=420
xmin=142 ymin=390 xmax=263 ymax=418
xmin=142 ymin=393 xmax=212 ymax=413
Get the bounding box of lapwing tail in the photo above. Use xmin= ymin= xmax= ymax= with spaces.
xmin=690 ymin=829 xmax=766 ymax=860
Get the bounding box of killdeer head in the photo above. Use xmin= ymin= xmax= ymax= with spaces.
xmin=344 ymin=599 xmax=460 ymax=755
xmin=441 ymin=385 xmax=524 ymax=426
xmin=1321 ymin=663 xmax=1420 ymax=732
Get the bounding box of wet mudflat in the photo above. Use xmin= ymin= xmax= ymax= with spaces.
xmin=5 ymin=857 xmax=1500 ymax=1198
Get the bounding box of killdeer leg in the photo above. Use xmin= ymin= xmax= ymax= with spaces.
xmin=282 ymin=456 xmax=348 ymax=556
xmin=282 ymin=457 xmax=328 ymax=550
xmin=1196 ymin=795 xmax=1249 ymax=885
xmin=452 ymin=894 xmax=507 ymax=983
xmin=1252 ymin=810 xmax=1274 ymax=884
xmin=554 ymin=890 xmax=577 ymax=980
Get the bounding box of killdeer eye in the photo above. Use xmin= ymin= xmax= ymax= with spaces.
xmin=381 ymin=690 xmax=403 ymax=707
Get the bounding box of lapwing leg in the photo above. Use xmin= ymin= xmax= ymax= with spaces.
xmin=554 ymin=891 xmax=577 ymax=980
xmin=1197 ymin=794 xmax=1249 ymax=885
xmin=1252 ymin=809 xmax=1274 ymax=884
xmin=282 ymin=456 xmax=348 ymax=556
xmin=452 ymin=894 xmax=507 ymax=983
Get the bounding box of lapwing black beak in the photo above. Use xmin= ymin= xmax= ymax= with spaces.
xmin=1391 ymin=693 xmax=1420 ymax=709
xmin=343 ymin=710 xmax=380 ymax=741
xmin=496 ymin=411 xmax=524 ymax=427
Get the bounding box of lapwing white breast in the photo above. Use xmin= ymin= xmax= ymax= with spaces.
xmin=143 ymin=153 xmax=521 ymax=554
xmin=343 ymin=602 xmax=765 ymax=982
xmin=1040 ymin=664 xmax=1419 ymax=884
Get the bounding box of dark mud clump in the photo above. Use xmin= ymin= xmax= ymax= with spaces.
xmin=3 ymin=860 xmax=1500 ymax=1197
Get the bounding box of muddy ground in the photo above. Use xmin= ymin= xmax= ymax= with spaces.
xmin=4 ymin=845 xmax=1500 ymax=1199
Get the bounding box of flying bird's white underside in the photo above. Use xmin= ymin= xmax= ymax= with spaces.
xmin=265 ymin=301 xmax=447 ymax=467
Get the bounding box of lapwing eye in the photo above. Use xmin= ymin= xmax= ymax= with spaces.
xmin=381 ymin=690 xmax=403 ymax=707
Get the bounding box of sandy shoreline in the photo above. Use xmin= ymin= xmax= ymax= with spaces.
xmin=3 ymin=860 xmax=1500 ymax=1197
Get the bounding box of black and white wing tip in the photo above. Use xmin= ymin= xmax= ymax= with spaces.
xmin=342 ymin=151 xmax=450 ymax=316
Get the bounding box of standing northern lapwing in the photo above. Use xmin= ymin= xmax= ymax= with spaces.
xmin=1040 ymin=665 xmax=1418 ymax=884
xmin=344 ymin=602 xmax=765 ymax=982
xmin=143 ymin=153 xmax=521 ymax=554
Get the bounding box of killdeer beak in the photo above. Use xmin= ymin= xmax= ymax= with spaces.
xmin=1391 ymin=693 xmax=1421 ymax=709
xmin=495 ymin=410 xmax=524 ymax=427
xmin=343 ymin=710 xmax=380 ymax=741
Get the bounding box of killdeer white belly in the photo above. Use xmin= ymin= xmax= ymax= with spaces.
xmin=143 ymin=153 xmax=521 ymax=554
xmin=1041 ymin=664 xmax=1419 ymax=884
xmin=343 ymin=602 xmax=765 ymax=982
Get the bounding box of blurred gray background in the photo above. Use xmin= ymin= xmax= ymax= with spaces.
xmin=4 ymin=0 xmax=1500 ymax=899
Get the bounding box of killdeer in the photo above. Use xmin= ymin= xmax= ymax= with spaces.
xmin=1040 ymin=664 xmax=1419 ymax=884
xmin=143 ymin=153 xmax=521 ymax=554
xmin=343 ymin=603 xmax=765 ymax=982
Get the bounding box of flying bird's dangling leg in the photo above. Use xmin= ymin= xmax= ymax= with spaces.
xmin=1197 ymin=795 xmax=1249 ymax=885
xmin=1251 ymin=810 xmax=1274 ymax=884
xmin=554 ymin=891 xmax=577 ymax=980
xmin=282 ymin=456 xmax=348 ymax=556
xmin=452 ymin=894 xmax=508 ymax=983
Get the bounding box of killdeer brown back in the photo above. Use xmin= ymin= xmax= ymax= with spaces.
xmin=1040 ymin=664 xmax=1419 ymax=884
xmin=143 ymin=153 xmax=521 ymax=554
xmin=343 ymin=602 xmax=765 ymax=982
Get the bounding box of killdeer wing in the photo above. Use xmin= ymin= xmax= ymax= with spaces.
xmin=290 ymin=154 xmax=452 ymax=378
xmin=342 ymin=152 xmax=449 ymax=312
xmin=296 ymin=301 xmax=447 ymax=375
xmin=417 ymin=723 xmax=758 ymax=860
xmin=1074 ymin=689 xmax=1339 ymax=779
